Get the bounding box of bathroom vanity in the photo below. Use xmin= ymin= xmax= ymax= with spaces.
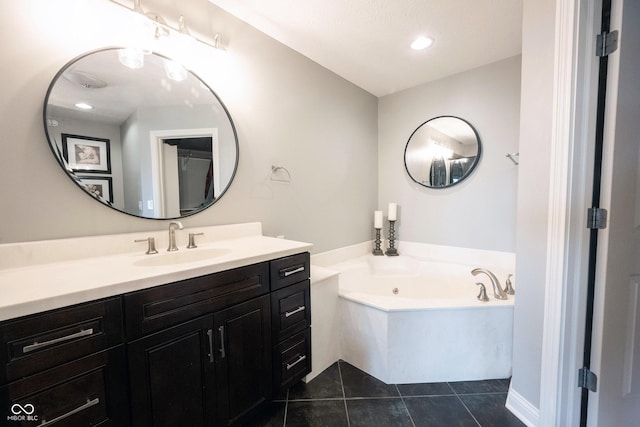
xmin=0 ymin=223 xmax=312 ymax=426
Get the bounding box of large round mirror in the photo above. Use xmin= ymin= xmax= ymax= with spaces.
xmin=404 ymin=116 xmax=481 ymax=188
xmin=44 ymin=48 xmax=239 ymax=219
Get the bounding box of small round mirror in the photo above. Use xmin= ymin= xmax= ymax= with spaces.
xmin=404 ymin=116 xmax=481 ymax=188
xmin=44 ymin=48 xmax=239 ymax=219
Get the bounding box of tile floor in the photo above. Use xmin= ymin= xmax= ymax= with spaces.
xmin=254 ymin=360 xmax=525 ymax=427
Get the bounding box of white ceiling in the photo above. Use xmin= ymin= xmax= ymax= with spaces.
xmin=206 ymin=0 xmax=523 ymax=97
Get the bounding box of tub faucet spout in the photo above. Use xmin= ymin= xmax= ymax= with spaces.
xmin=471 ymin=268 xmax=507 ymax=300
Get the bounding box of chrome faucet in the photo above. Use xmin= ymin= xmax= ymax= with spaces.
xmin=167 ymin=221 xmax=183 ymax=251
xmin=471 ymin=268 xmax=508 ymax=300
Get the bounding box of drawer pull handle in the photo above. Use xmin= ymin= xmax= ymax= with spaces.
xmin=206 ymin=329 xmax=214 ymax=363
xmin=282 ymin=266 xmax=305 ymax=277
xmin=218 ymin=326 xmax=226 ymax=359
xmin=38 ymin=398 xmax=100 ymax=426
xmin=285 ymin=306 xmax=306 ymax=318
xmin=286 ymin=355 xmax=307 ymax=371
xmin=23 ymin=328 xmax=94 ymax=354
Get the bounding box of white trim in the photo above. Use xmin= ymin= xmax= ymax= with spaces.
xmin=507 ymin=388 xmax=541 ymax=427
xmin=149 ymin=128 xmax=220 ymax=217
xmin=540 ymin=0 xmax=600 ymax=425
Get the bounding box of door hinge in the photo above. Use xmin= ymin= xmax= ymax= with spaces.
xmin=596 ymin=30 xmax=619 ymax=57
xmin=578 ymin=367 xmax=598 ymax=392
xmin=587 ymin=207 xmax=608 ymax=229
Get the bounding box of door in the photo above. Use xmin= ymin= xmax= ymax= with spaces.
xmin=214 ymin=295 xmax=272 ymax=426
xmin=128 ymin=315 xmax=216 ymax=427
xmin=588 ymin=0 xmax=640 ymax=424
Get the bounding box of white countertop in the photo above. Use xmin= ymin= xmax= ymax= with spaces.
xmin=0 ymin=223 xmax=312 ymax=321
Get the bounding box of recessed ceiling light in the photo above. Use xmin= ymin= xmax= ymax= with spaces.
xmin=410 ymin=36 xmax=433 ymax=50
xmin=75 ymin=102 xmax=93 ymax=110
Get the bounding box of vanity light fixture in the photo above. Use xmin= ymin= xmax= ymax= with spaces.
xmin=410 ymin=36 xmax=433 ymax=50
xmin=164 ymin=60 xmax=188 ymax=82
xmin=109 ymin=0 xmax=227 ymax=53
xmin=118 ymin=47 xmax=145 ymax=69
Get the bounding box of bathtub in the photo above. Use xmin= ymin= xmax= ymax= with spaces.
xmin=325 ymin=243 xmax=514 ymax=384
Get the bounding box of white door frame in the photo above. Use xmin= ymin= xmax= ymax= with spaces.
xmin=540 ymin=0 xmax=602 ymax=425
xmin=149 ymin=128 xmax=220 ymax=217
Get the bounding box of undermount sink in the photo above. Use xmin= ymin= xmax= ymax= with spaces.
xmin=133 ymin=248 xmax=231 ymax=267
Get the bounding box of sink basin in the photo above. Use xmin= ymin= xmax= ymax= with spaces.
xmin=134 ymin=248 xmax=231 ymax=267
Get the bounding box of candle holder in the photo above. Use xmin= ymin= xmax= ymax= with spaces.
xmin=372 ymin=228 xmax=384 ymax=255
xmin=385 ymin=220 xmax=399 ymax=256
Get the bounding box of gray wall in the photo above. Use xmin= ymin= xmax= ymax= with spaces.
xmin=0 ymin=0 xmax=378 ymax=254
xmin=378 ymin=56 xmax=521 ymax=252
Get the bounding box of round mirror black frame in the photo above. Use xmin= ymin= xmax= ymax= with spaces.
xmin=403 ymin=116 xmax=481 ymax=189
xmin=43 ymin=47 xmax=239 ymax=220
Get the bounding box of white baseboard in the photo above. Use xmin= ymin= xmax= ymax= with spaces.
xmin=506 ymin=388 xmax=540 ymax=427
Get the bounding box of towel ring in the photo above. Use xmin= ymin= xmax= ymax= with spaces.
xmin=270 ymin=165 xmax=291 ymax=182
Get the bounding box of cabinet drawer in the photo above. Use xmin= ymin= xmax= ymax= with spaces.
xmin=270 ymin=252 xmax=310 ymax=291
xmin=271 ymin=280 xmax=311 ymax=342
xmin=0 ymin=297 xmax=123 ymax=385
xmin=124 ymin=262 xmax=269 ymax=339
xmin=0 ymin=346 xmax=129 ymax=427
xmin=273 ymin=329 xmax=311 ymax=391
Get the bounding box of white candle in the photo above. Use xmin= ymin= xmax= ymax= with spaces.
xmin=374 ymin=211 xmax=383 ymax=229
xmin=388 ymin=203 xmax=397 ymax=221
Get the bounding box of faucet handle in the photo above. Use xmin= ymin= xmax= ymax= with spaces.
xmin=476 ymin=283 xmax=489 ymax=302
xmin=135 ymin=237 xmax=159 ymax=255
xmin=504 ymin=274 xmax=515 ymax=295
xmin=187 ymin=232 xmax=204 ymax=249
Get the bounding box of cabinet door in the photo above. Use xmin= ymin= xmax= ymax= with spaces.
xmin=128 ymin=315 xmax=216 ymax=427
xmin=0 ymin=346 xmax=129 ymax=427
xmin=214 ymin=295 xmax=272 ymax=426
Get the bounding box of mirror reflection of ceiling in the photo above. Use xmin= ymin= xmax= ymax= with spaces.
xmin=206 ymin=0 xmax=522 ymax=96
xmin=44 ymin=48 xmax=239 ymax=220
xmin=404 ymin=116 xmax=481 ymax=189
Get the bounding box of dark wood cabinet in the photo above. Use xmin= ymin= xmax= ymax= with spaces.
xmin=127 ymin=315 xmax=216 ymax=427
xmin=1 ymin=252 xmax=310 ymax=426
xmin=0 ymin=298 xmax=127 ymax=426
xmin=213 ymin=295 xmax=271 ymax=426
xmin=269 ymin=253 xmax=312 ymax=392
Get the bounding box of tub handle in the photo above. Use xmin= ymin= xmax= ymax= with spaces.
xmin=286 ymin=355 xmax=307 ymax=370
xmin=476 ymin=283 xmax=489 ymax=302
xmin=285 ymin=306 xmax=306 ymax=318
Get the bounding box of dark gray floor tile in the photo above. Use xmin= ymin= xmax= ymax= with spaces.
xmin=346 ymin=398 xmax=414 ymax=427
xmin=339 ymin=361 xmax=399 ymax=398
xmin=397 ymin=382 xmax=455 ymax=396
xmin=289 ymin=362 xmax=343 ymax=400
xmin=448 ymin=378 xmax=510 ymax=394
xmin=404 ymin=396 xmax=479 ymax=427
xmin=250 ymin=402 xmax=286 ymax=427
xmin=286 ymin=400 xmax=349 ymax=427
xmin=459 ymin=393 xmax=525 ymax=427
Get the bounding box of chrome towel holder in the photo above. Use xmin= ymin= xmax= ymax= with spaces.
xmin=270 ymin=165 xmax=292 ymax=182
xmin=506 ymin=152 xmax=520 ymax=165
